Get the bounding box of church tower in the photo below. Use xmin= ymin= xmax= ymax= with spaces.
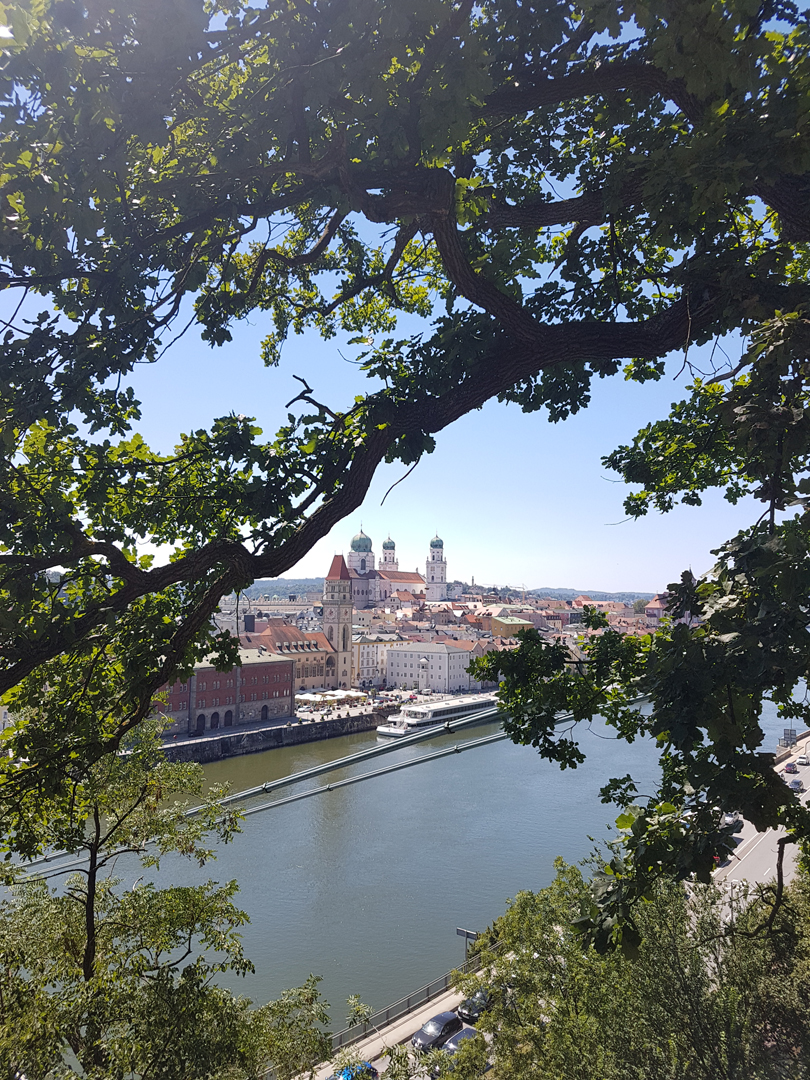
xmin=425 ymin=535 xmax=447 ymax=601
xmin=323 ymin=555 xmax=353 ymax=688
xmin=381 ymin=536 xmax=399 ymax=571
xmin=346 ymin=529 xmax=375 ymax=574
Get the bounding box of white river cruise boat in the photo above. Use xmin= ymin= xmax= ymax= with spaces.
xmin=376 ymin=694 xmax=498 ymax=737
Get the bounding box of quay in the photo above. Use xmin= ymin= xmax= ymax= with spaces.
xmin=162 ymin=705 xmax=398 ymax=764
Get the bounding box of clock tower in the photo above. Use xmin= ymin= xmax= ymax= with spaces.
xmin=323 ymin=555 xmax=353 ymax=688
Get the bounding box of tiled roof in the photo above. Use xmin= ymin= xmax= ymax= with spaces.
xmin=305 ymin=631 xmax=334 ymax=651
xmin=379 ymin=570 xmax=426 ymax=583
xmin=326 ymin=554 xmax=351 ymax=580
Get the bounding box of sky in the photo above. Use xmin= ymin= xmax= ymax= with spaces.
xmin=123 ymin=308 xmax=761 ymax=595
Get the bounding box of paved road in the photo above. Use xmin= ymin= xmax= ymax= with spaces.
xmin=715 ymin=736 xmax=810 ymax=888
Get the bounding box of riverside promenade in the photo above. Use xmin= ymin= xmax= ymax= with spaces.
xmin=162 ymin=704 xmax=397 ymax=764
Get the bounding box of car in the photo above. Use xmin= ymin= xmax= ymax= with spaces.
xmin=785 ymin=761 xmax=799 ymax=774
xmin=456 ymin=988 xmax=491 ymax=1024
xmin=790 ymin=777 xmax=804 ymax=793
xmin=430 ymin=1026 xmax=481 ymax=1076
xmin=327 ymin=1064 xmax=379 ymax=1080
xmin=411 ymin=1011 xmax=463 ymax=1053
xmin=798 ymin=754 xmax=810 ymax=766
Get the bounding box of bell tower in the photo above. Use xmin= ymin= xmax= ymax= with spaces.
xmin=381 ymin=536 xmax=399 ymax=571
xmin=425 ymin=535 xmax=447 ymax=601
xmin=323 ymin=555 xmax=353 ymax=688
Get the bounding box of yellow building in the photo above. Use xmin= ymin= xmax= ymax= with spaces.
xmin=490 ymin=615 xmax=534 ymax=637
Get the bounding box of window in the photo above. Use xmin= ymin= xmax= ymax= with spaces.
xmin=227 ymin=678 xmax=234 ymax=687
xmin=179 ymin=700 xmax=186 ymax=710
xmin=198 ymin=698 xmax=205 ymax=708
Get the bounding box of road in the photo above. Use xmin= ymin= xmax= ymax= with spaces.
xmin=714 ymin=736 xmax=810 ymax=888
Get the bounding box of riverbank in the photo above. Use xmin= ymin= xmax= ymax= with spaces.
xmin=163 ymin=706 xmax=398 ymax=763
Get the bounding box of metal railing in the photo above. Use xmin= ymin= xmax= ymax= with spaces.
xmin=329 ymin=944 xmax=498 ymax=1051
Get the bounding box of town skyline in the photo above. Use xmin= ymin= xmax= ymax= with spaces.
xmin=126 ymin=321 xmax=764 ymax=594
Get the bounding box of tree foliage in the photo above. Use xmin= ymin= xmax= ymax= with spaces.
xmin=0 ymin=0 xmax=809 ymax=911
xmin=0 ymin=720 xmax=334 ymax=1079
xmin=473 ymin=314 xmax=810 ymax=949
xmin=450 ymin=861 xmax=810 ymax=1080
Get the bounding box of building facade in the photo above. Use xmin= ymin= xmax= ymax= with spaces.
xmin=323 ymin=555 xmax=354 ymax=688
xmin=425 ymin=535 xmax=448 ymax=601
xmin=385 ymin=639 xmax=489 ymax=692
xmin=346 ymin=530 xmax=375 ymax=574
xmin=157 ymin=648 xmax=294 ymax=736
xmin=248 ymin=623 xmax=335 ymax=690
xmin=381 ymin=536 xmax=398 ymax=570
xmin=352 ymin=631 xmax=402 ymax=688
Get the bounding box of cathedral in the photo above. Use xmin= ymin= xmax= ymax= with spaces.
xmin=340 ymin=530 xmax=450 ymax=607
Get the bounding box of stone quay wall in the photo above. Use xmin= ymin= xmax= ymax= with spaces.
xmin=163 ymin=706 xmax=398 ymax=764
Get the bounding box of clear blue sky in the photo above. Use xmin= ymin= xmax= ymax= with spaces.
xmin=125 ymin=309 xmax=759 ymax=594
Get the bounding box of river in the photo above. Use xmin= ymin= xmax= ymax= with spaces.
xmin=152 ymin=715 xmax=662 ymax=1024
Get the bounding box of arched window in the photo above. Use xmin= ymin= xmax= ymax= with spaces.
xmin=342 ymin=626 xmax=348 ymax=651
xmin=327 ymin=625 xmax=334 ymax=642
xmin=261 ymin=704 xmax=268 ymax=721
xmin=210 ymin=711 xmax=219 ymax=729
xmin=224 ymin=710 xmax=233 ymax=727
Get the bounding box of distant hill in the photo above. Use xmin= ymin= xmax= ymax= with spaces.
xmin=241 ymin=577 xmax=325 ymax=599
xmin=234 ymin=578 xmax=655 ymax=603
xmin=528 ymin=588 xmax=655 ymax=602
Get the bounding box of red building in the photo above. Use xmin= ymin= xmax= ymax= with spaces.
xmin=155 ymin=647 xmax=294 ymax=737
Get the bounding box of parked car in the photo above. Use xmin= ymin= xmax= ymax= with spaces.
xmin=790 ymin=777 xmax=804 ymax=793
xmin=444 ymin=1026 xmax=480 ymax=1055
xmin=327 ymin=1064 xmax=378 ymax=1080
xmin=798 ymin=754 xmax=810 ymax=766
xmin=457 ymin=988 xmax=491 ymax=1024
xmin=430 ymin=1027 xmax=482 ymax=1076
xmin=411 ymin=1011 xmax=463 ymax=1053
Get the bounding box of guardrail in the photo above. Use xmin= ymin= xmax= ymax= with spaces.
xmin=329 ymin=944 xmax=499 ymax=1051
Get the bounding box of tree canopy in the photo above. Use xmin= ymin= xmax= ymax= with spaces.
xmin=0 ymin=720 xmax=335 ymax=1078
xmin=449 ymin=861 xmax=810 ymax=1080
xmin=1 ymin=0 xmax=810 ymax=924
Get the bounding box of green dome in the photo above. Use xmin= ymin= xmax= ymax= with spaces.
xmin=350 ymin=530 xmax=372 ymax=552
xmin=430 ymin=535 xmax=443 ymax=549
xmin=382 ymin=537 xmax=395 ymax=550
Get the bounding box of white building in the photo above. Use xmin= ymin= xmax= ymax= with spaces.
xmin=352 ymin=632 xmax=401 ymax=688
xmin=381 ymin=536 xmax=399 ymax=570
xmin=425 ymin=535 xmax=448 ymax=601
xmin=346 ymin=530 xmax=375 ymax=574
xmin=386 ymin=639 xmax=487 ymax=692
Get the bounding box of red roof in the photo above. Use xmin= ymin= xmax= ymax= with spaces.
xmin=305 ymin=631 xmax=334 ymax=652
xmin=326 ymin=555 xmax=351 ymax=580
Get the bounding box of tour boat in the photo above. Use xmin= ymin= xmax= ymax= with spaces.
xmin=376 ymin=694 xmax=498 ymax=737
